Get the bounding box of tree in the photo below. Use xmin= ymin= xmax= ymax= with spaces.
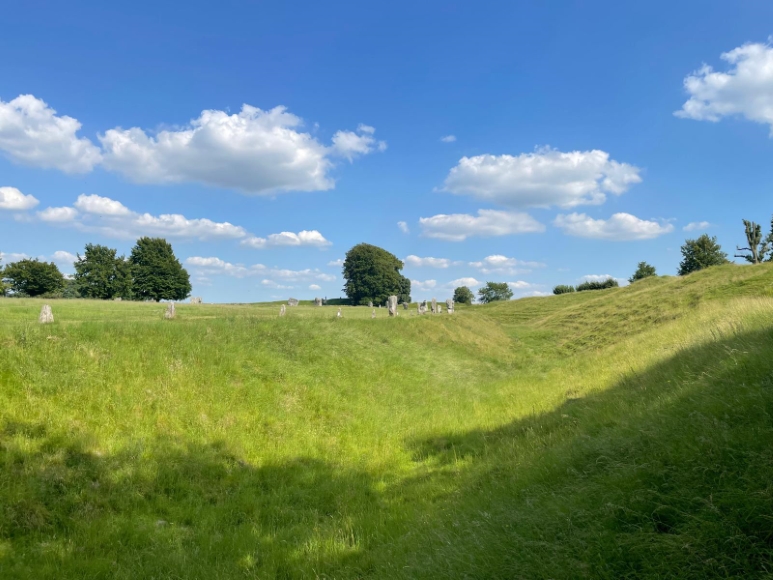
xmin=0 ymin=254 xmax=8 ymax=297
xmin=477 ymin=282 xmax=513 ymax=304
xmin=553 ymin=284 xmax=575 ymax=295
xmin=129 ymin=237 xmax=191 ymax=301
xmin=453 ymin=285 xmax=475 ymax=304
xmin=629 ymin=261 xmax=657 ymax=283
xmin=2 ymin=259 xmax=65 ymax=296
xmin=74 ymin=244 xmax=133 ymax=299
xmin=735 ymin=220 xmax=770 ymax=264
xmin=577 ymin=278 xmax=619 ymax=292
xmin=342 ymin=243 xmax=410 ymax=306
xmin=678 ymin=234 xmax=729 ymax=275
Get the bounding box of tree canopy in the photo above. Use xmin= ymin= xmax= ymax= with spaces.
xmin=477 ymin=282 xmax=513 ymax=304
xmin=342 ymin=243 xmax=410 ymax=305
xmin=129 ymin=237 xmax=191 ymax=301
xmin=2 ymin=259 xmax=66 ymax=297
xmin=74 ymin=244 xmax=133 ymax=300
xmin=453 ymin=286 xmax=475 ymax=304
xmin=629 ymin=261 xmax=657 ymax=283
xmin=735 ymin=220 xmax=770 ymax=264
xmin=678 ymin=234 xmax=729 ymax=275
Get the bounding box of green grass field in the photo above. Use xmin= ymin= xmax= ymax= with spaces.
xmin=1 ymin=264 xmax=773 ymax=579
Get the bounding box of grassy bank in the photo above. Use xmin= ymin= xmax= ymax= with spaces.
xmin=1 ymin=264 xmax=772 ymax=578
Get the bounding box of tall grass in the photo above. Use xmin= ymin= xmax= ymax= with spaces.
xmin=1 ymin=263 xmax=772 ymax=578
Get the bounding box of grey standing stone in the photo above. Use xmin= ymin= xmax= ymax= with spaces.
xmin=446 ymin=298 xmax=454 ymax=314
xmin=314 ymin=297 xmax=323 ymax=307
xmin=419 ymin=300 xmax=427 ymax=314
xmin=403 ymin=302 xmax=408 ymax=310
xmin=371 ymin=309 xmax=376 ymax=319
xmin=39 ymin=304 xmax=54 ymax=324
xmin=431 ymin=298 xmax=437 ymax=314
xmin=387 ymin=295 xmax=398 ymax=317
xmin=438 ymin=305 xmax=442 ymax=314
xmin=190 ymin=296 xmax=202 ymax=304
xmin=279 ymin=304 xmax=286 ymax=317
xmin=337 ymin=307 xmax=342 ymax=318
xmin=288 ymin=298 xmax=299 ymax=307
xmin=114 ymin=297 xmax=123 ymax=302
xmin=368 ymin=301 xmax=373 ymax=308
xmin=164 ymin=303 xmax=176 ymax=320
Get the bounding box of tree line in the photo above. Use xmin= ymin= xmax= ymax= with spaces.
xmin=1 ymin=237 xmax=191 ymax=301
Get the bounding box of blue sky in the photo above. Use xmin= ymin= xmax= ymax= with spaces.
xmin=2 ymin=1 xmax=773 ymax=302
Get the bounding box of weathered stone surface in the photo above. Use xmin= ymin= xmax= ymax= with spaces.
xmin=446 ymin=298 xmax=454 ymax=313
xmin=288 ymin=298 xmax=299 ymax=307
xmin=368 ymin=301 xmax=373 ymax=308
xmin=431 ymin=298 xmax=437 ymax=314
xmin=371 ymin=309 xmax=376 ymax=319
xmin=419 ymin=300 xmax=427 ymax=314
xmin=337 ymin=307 xmax=342 ymax=318
xmin=190 ymin=296 xmax=202 ymax=304
xmin=39 ymin=304 xmax=54 ymax=324
xmin=314 ymin=297 xmax=323 ymax=306
xmin=164 ymin=303 xmax=176 ymax=320
xmin=438 ymin=305 xmax=442 ymax=313
xmin=388 ymin=295 xmax=398 ymax=317
xmin=403 ymin=302 xmax=408 ymax=310
xmin=279 ymin=305 xmax=286 ymax=316
xmin=113 ymin=297 xmax=122 ymax=302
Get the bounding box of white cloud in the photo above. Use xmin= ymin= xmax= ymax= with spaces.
xmin=309 ymin=284 xmax=322 ymax=290
xmin=0 ymin=95 xmax=102 ymax=173
xmin=185 ymin=256 xmax=335 ymax=284
xmin=440 ymin=135 xmax=456 ymax=143
xmin=420 ymin=209 xmax=545 ymax=241
xmin=37 ymin=206 xmax=79 ymax=222
xmin=507 ymin=281 xmax=536 ymax=289
xmin=0 ymin=251 xmax=29 ymax=263
xmin=327 ymin=258 xmax=344 ymax=267
xmin=469 ymin=254 xmax=546 ymax=275
xmin=405 ymin=255 xmax=453 ymax=268
xmin=553 ymin=212 xmax=674 ymax=240
xmin=397 ymin=221 xmax=409 ymax=234
xmin=271 ymin=268 xmax=335 ymax=283
xmin=676 ymin=41 xmax=773 ymax=133
xmin=51 ymin=250 xmax=77 ymax=267
xmin=442 ymin=147 xmax=642 ymax=208
xmin=241 ymin=230 xmax=331 ymax=249
xmin=261 ymin=279 xmax=294 ymax=289
xmin=74 ymin=193 xmax=131 ymax=216
xmin=330 ymin=124 xmax=387 ymax=161
xmin=410 ymin=279 xmax=438 ymax=292
xmin=448 ymin=277 xmax=481 ymax=288
xmin=0 ymin=186 xmax=39 ymax=210
xmin=683 ymin=221 xmax=712 ymax=232
xmin=100 ymin=104 xmax=383 ymax=194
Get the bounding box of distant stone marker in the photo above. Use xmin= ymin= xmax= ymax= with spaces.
xmin=431 ymin=298 xmax=437 ymax=314
xmin=438 ymin=305 xmax=442 ymax=314
xmin=446 ymin=298 xmax=454 ymax=314
xmin=419 ymin=300 xmax=427 ymax=315
xmin=190 ymin=296 xmax=202 ymax=304
xmin=337 ymin=307 xmax=342 ymax=318
xmin=403 ymin=302 xmax=408 ymax=310
xmin=368 ymin=301 xmax=373 ymax=308
xmin=279 ymin=304 xmax=286 ymax=316
xmin=113 ymin=297 xmax=122 ymax=302
xmin=39 ymin=304 xmax=54 ymax=324
xmin=314 ymin=297 xmax=323 ymax=306
xmin=288 ymin=298 xmax=299 ymax=307
xmin=164 ymin=303 xmax=176 ymax=320
xmin=371 ymin=309 xmax=376 ymax=319
xmin=388 ymin=295 xmax=398 ymax=316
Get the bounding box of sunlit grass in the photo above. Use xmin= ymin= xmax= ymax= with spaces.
xmin=1 ymin=263 xmax=772 ymax=578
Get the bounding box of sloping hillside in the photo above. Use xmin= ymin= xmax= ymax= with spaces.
xmin=0 ymin=264 xmax=772 ymax=579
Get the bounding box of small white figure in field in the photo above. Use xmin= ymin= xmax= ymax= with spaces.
xmin=164 ymin=303 xmax=175 ymax=320
xmin=279 ymin=305 xmax=286 ymax=317
xmin=337 ymin=307 xmax=342 ymax=318
xmin=371 ymin=309 xmax=376 ymax=319
xmin=39 ymin=304 xmax=54 ymax=324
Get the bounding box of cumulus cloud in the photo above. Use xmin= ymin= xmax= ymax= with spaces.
xmin=0 ymin=186 xmax=39 ymax=211
xmin=185 ymin=256 xmax=335 ymax=284
xmin=36 ymin=194 xmax=247 ymax=240
xmin=261 ymin=279 xmax=294 ymax=289
xmin=405 ymin=255 xmax=454 ymax=268
xmin=309 ymin=284 xmax=322 ymax=290
xmin=420 ymin=209 xmax=545 ymax=241
xmin=469 ymin=255 xmax=546 ymax=275
xmin=440 ymin=135 xmax=456 ymax=143
xmin=410 ymin=279 xmax=438 ymax=292
xmin=327 ymin=259 xmax=344 ymax=267
xmin=683 ymin=221 xmax=712 ymax=232
xmin=553 ymin=212 xmax=674 ymax=240
xmin=676 ymin=41 xmax=773 ymax=133
xmin=447 ymin=277 xmax=481 ymax=288
xmin=0 ymin=251 xmax=29 ymax=263
xmin=397 ymin=221 xmax=409 ymax=234
xmin=330 ymin=124 xmax=386 ymax=161
xmin=51 ymin=250 xmax=77 ymax=266
xmin=507 ymin=281 xmax=537 ymax=289
xmin=0 ymin=95 xmax=102 ymax=173
xmin=241 ymin=230 xmax=331 ymax=249
xmin=442 ymin=147 xmax=642 ymax=208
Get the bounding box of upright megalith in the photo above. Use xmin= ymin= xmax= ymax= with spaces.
xmin=371 ymin=309 xmax=376 ymax=319
xmin=419 ymin=301 xmax=427 ymax=315
xmin=337 ymin=307 xmax=342 ymax=318
xmin=431 ymin=298 xmax=437 ymax=314
xmin=314 ymin=297 xmax=323 ymax=307
xmin=39 ymin=304 xmax=54 ymax=324
xmin=164 ymin=303 xmax=176 ymax=320
xmin=388 ymin=295 xmax=398 ymax=317
xmin=279 ymin=305 xmax=286 ymax=317
xmin=403 ymin=302 xmax=408 ymax=310
xmin=190 ymin=296 xmax=202 ymax=304
xmin=368 ymin=301 xmax=373 ymax=308
xmin=446 ymin=298 xmax=454 ymax=314
xmin=288 ymin=298 xmax=299 ymax=307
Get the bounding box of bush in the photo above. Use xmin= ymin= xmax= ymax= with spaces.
xmin=629 ymin=261 xmax=657 ymax=283
xmin=553 ymin=285 xmax=575 ymax=295
xmin=576 ymin=278 xmax=619 ymax=292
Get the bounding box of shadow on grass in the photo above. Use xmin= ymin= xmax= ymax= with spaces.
xmin=2 ymin=326 xmax=773 ymax=579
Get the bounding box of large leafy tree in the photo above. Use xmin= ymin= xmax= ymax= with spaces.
xmin=629 ymin=261 xmax=657 ymax=283
xmin=343 ymin=243 xmax=410 ymax=305
xmin=74 ymin=244 xmax=133 ymax=299
xmin=678 ymin=234 xmax=729 ymax=276
xmin=477 ymin=281 xmax=513 ymax=304
xmin=129 ymin=237 xmax=191 ymax=301
xmin=453 ymin=285 xmax=475 ymax=304
xmin=2 ymin=259 xmax=65 ymax=296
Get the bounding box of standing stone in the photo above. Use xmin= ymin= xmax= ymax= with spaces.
xmin=419 ymin=301 xmax=427 ymax=315
xmin=371 ymin=309 xmax=376 ymax=319
xmin=446 ymin=298 xmax=454 ymax=314
xmin=279 ymin=305 xmax=286 ymax=317
xmin=403 ymin=302 xmax=408 ymax=310
xmin=431 ymin=298 xmax=437 ymax=314
xmin=337 ymin=307 xmax=342 ymax=318
xmin=164 ymin=303 xmax=176 ymax=320
xmin=387 ymin=295 xmax=398 ymax=317
xmin=39 ymin=304 xmax=54 ymax=324
xmin=314 ymin=297 xmax=323 ymax=307
xmin=368 ymin=301 xmax=373 ymax=308
xmin=438 ymin=305 xmax=442 ymax=314
xmin=287 ymin=298 xmax=299 ymax=307
xmin=114 ymin=297 xmax=123 ymax=302
xmin=190 ymin=296 xmax=202 ymax=304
